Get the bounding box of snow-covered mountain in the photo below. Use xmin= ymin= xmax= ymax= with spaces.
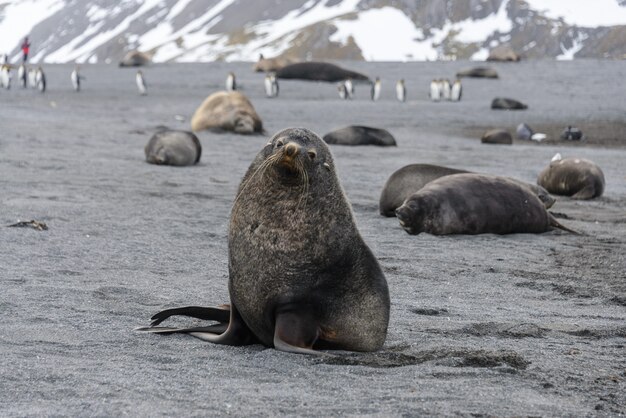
xmin=0 ymin=0 xmax=625 ymax=64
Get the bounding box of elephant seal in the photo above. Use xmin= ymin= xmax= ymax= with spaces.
xmin=395 ymin=174 xmax=575 ymax=235
xmin=119 ymin=50 xmax=151 ymax=67
xmin=379 ymin=164 xmax=555 ymax=217
xmin=491 ymin=98 xmax=528 ymax=110
xmin=481 ymin=129 xmax=512 ymax=144
xmin=137 ymin=128 xmax=390 ymax=355
xmin=456 ymin=67 xmax=499 ymax=79
xmin=276 ymin=62 xmax=370 ymax=83
xmin=191 ymin=91 xmax=263 ymax=134
xmin=537 ymin=154 xmax=605 ymax=199
xmin=487 ymin=45 xmax=521 ymax=62
xmin=145 ymin=130 xmax=201 ymax=166
xmin=323 ymin=126 xmax=396 ymax=147
xmin=253 ymin=54 xmax=296 ymax=72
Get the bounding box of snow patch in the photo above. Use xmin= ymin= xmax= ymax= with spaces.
xmin=525 ymin=0 xmax=626 ymax=27
xmin=557 ymin=33 xmax=589 ymax=60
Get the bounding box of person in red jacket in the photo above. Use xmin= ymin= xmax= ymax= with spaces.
xmin=21 ymin=37 xmax=30 ymax=62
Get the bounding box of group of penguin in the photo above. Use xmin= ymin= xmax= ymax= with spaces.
xmin=0 ymin=63 xmax=86 ymax=93
xmin=225 ymin=71 xmax=279 ymax=98
xmin=0 ymin=63 xmax=47 ymax=92
xmin=429 ymin=78 xmax=462 ymax=102
xmin=338 ymin=77 xmax=462 ymax=102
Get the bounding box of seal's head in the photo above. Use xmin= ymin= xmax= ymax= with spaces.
xmin=395 ymin=198 xmax=425 ymax=235
xmin=233 ymin=113 xmax=256 ymax=134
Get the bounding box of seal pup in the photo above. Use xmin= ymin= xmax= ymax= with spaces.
xmin=395 ymin=174 xmax=576 ymax=235
xmin=396 ymin=79 xmax=406 ymax=102
xmin=136 ymin=70 xmax=147 ymax=95
xmin=35 ymin=67 xmax=46 ymax=92
xmin=560 ymin=126 xmax=583 ymax=141
xmin=70 ymin=65 xmax=83 ymax=92
xmin=264 ymin=73 xmax=279 ymax=98
xmin=136 ymin=128 xmax=391 ymax=355
xmin=440 ymin=79 xmax=451 ymax=101
xmin=323 ymin=126 xmax=396 ymax=146
xmin=379 ymin=163 xmax=555 ymax=217
xmin=491 ymin=97 xmax=527 ymax=110
xmin=371 ymin=77 xmax=381 ymax=101
xmin=429 ymin=79 xmax=441 ymax=101
xmin=276 ymin=62 xmax=369 ymax=83
xmin=450 ymin=79 xmax=462 ymax=101
xmin=190 ymin=91 xmax=263 ymax=134
xmin=17 ymin=64 xmax=27 ymax=88
xmin=481 ymin=129 xmax=512 ymax=144
xmin=225 ymin=71 xmax=236 ymax=91
xmin=145 ymin=130 xmax=202 ymax=166
xmin=537 ymin=153 xmax=605 ymax=199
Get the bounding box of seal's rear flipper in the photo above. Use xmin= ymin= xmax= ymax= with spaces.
xmin=135 ymin=324 xmax=227 ymax=334
xmin=549 ymin=215 xmax=581 ymax=235
xmin=570 ymin=185 xmax=596 ymax=200
xmin=150 ymin=305 xmax=231 ymax=326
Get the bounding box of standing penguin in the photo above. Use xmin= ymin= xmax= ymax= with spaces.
xmin=429 ymin=79 xmax=441 ymax=101
xmin=396 ymin=79 xmax=406 ymax=102
xmin=344 ymin=78 xmax=354 ymax=97
xmin=70 ymin=65 xmax=82 ymax=92
xmin=225 ymin=71 xmax=236 ymax=91
xmin=371 ymin=77 xmax=381 ymax=101
xmin=264 ymin=73 xmax=279 ymax=98
xmin=136 ymin=70 xmax=147 ymax=95
xmin=36 ymin=66 xmax=46 ymax=92
xmin=337 ymin=83 xmax=348 ymax=100
xmin=17 ymin=64 xmax=27 ymax=88
xmin=441 ymin=79 xmax=451 ymax=101
xmin=450 ymin=79 xmax=462 ymax=102
xmin=28 ymin=68 xmax=37 ymax=88
xmin=1 ymin=65 xmax=11 ymax=89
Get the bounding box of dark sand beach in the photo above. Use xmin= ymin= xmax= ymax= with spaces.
xmin=1 ymin=60 xmax=625 ymax=416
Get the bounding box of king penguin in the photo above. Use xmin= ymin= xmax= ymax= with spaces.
xmin=429 ymin=79 xmax=441 ymax=102
xmin=70 ymin=65 xmax=82 ymax=92
xmin=371 ymin=77 xmax=381 ymax=101
xmin=36 ymin=66 xmax=46 ymax=92
xmin=450 ymin=79 xmax=462 ymax=102
xmin=396 ymin=79 xmax=406 ymax=102
xmin=17 ymin=64 xmax=27 ymax=88
xmin=264 ymin=73 xmax=279 ymax=98
xmin=136 ymin=70 xmax=147 ymax=95
xmin=225 ymin=72 xmax=236 ymax=91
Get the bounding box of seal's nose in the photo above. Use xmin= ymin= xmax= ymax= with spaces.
xmin=284 ymin=142 xmax=300 ymax=157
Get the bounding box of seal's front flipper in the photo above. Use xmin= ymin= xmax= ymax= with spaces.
xmin=150 ymin=305 xmax=231 ymax=326
xmin=273 ymin=310 xmax=332 ymax=357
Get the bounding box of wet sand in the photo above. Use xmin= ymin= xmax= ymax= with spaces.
xmin=1 ymin=60 xmax=625 ymax=416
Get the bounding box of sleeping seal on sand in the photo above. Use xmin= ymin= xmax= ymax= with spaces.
xmin=395 ymin=174 xmax=575 ymax=235
xmin=191 ymin=91 xmax=263 ymax=134
xmin=145 ymin=130 xmax=201 ymax=166
xmin=537 ymin=153 xmax=605 ymax=199
xmin=137 ymin=128 xmax=390 ymax=355
xmin=491 ymin=98 xmax=528 ymax=110
xmin=323 ymin=126 xmax=396 ymax=146
xmin=379 ymin=164 xmax=555 ymax=217
xmin=276 ymin=62 xmax=369 ymax=83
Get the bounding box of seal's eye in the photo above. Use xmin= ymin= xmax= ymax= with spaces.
xmin=276 ymin=140 xmax=284 ymax=148
xmin=307 ymin=150 xmax=317 ymax=160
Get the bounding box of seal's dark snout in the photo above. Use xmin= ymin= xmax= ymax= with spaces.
xmin=395 ymin=207 xmax=409 ymax=223
xmin=284 ymin=142 xmax=300 ymax=157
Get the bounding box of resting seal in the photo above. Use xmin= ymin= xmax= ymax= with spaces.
xmin=323 ymin=126 xmax=396 ymax=147
xmin=379 ymin=164 xmax=555 ymax=217
xmin=537 ymin=154 xmax=605 ymax=199
xmin=395 ymin=174 xmax=575 ymax=235
xmin=145 ymin=130 xmax=201 ymax=166
xmin=253 ymin=54 xmax=297 ymax=72
xmin=119 ymin=50 xmax=151 ymax=67
xmin=456 ymin=67 xmax=498 ymax=79
xmin=276 ymin=62 xmax=370 ymax=83
xmin=191 ymin=91 xmax=263 ymax=134
xmin=491 ymin=98 xmax=527 ymax=110
xmin=481 ymin=129 xmax=512 ymax=144
xmin=137 ymin=128 xmax=390 ymax=355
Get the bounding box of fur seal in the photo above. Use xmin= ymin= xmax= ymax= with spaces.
xmin=481 ymin=129 xmax=512 ymax=144
xmin=537 ymin=153 xmax=605 ymax=199
xmin=119 ymin=50 xmax=151 ymax=67
xmin=190 ymin=91 xmax=263 ymax=134
xmin=323 ymin=126 xmax=396 ymax=147
xmin=276 ymin=62 xmax=369 ymax=83
xmin=379 ymin=164 xmax=555 ymax=217
xmin=491 ymin=98 xmax=527 ymax=110
xmin=136 ymin=128 xmax=391 ymax=355
xmin=456 ymin=67 xmax=499 ymax=79
xmin=145 ymin=130 xmax=202 ymax=166
xmin=395 ymin=174 xmax=575 ymax=235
